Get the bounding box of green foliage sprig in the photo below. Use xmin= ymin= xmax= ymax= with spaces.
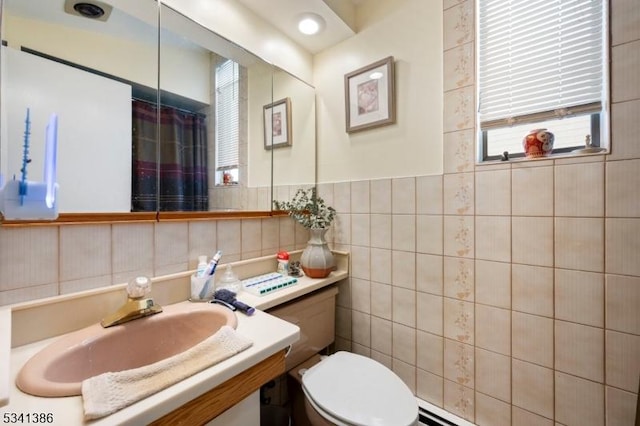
xmin=273 ymin=187 xmax=336 ymax=229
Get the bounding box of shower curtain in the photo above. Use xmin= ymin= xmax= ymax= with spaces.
xmin=131 ymin=99 xmax=209 ymax=211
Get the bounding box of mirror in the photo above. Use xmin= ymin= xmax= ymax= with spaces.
xmin=1 ymin=0 xmax=316 ymax=216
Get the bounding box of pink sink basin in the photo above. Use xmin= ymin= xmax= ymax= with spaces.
xmin=16 ymin=303 xmax=237 ymax=397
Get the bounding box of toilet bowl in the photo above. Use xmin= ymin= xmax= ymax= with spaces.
xmin=301 ymin=351 xmax=418 ymax=426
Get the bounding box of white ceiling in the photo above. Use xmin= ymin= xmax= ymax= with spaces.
xmin=235 ymin=0 xmax=362 ymax=54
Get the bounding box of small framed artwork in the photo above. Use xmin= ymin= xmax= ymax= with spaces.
xmin=344 ymin=56 xmax=396 ymax=133
xmin=264 ymin=97 xmax=292 ymax=149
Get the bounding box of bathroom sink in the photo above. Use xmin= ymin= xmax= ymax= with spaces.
xmin=15 ymin=303 xmax=237 ymax=397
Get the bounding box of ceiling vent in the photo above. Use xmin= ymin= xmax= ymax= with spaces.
xmin=64 ymin=0 xmax=113 ymax=22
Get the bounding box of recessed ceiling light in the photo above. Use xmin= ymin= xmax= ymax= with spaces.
xmin=297 ymin=13 xmax=325 ymax=35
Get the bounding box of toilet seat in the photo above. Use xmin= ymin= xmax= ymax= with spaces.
xmin=301 ymin=351 xmax=418 ymax=426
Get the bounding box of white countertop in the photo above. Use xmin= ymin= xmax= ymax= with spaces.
xmin=0 ymin=251 xmax=349 ymax=425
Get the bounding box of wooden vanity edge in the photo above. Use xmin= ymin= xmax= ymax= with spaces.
xmin=149 ymin=349 xmax=286 ymax=425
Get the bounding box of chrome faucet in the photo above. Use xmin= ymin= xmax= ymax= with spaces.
xmin=101 ymin=276 xmax=163 ymax=328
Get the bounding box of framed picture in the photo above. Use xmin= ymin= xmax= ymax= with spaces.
xmin=344 ymin=56 xmax=396 ymax=133
xmin=264 ymin=97 xmax=292 ymax=149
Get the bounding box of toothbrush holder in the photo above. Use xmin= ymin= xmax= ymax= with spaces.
xmin=190 ymin=273 xmax=214 ymax=302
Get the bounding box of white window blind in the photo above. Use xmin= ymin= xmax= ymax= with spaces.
xmin=215 ymin=59 xmax=239 ymax=171
xmin=478 ymin=0 xmax=605 ymax=129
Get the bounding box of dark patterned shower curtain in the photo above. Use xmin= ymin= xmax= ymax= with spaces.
xmin=131 ymin=99 xmax=209 ymax=212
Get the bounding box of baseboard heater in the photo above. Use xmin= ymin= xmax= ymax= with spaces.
xmin=417 ymin=398 xmax=476 ymax=426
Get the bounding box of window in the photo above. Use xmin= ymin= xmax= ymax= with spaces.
xmin=215 ymin=59 xmax=240 ymax=184
xmin=477 ymin=0 xmax=608 ymax=161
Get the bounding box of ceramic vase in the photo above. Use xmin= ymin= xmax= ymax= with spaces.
xmin=300 ymin=228 xmax=335 ymax=278
xmin=523 ymin=128 xmax=554 ymax=158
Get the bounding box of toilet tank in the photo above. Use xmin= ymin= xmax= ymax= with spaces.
xmin=267 ymin=286 xmax=338 ymax=371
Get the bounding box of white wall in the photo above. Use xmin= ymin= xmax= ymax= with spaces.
xmin=3 ymin=48 xmax=132 ymax=212
xmin=314 ymin=0 xmax=443 ymax=182
xmin=161 ymin=0 xmax=313 ymax=84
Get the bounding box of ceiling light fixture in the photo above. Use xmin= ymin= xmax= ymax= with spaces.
xmin=297 ymin=13 xmax=326 ymax=35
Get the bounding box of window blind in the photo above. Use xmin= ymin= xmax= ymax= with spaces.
xmin=478 ymin=0 xmax=605 ymax=130
xmin=215 ymin=59 xmax=239 ymax=171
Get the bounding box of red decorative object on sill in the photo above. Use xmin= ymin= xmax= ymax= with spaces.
xmin=523 ymin=128 xmax=554 ymax=158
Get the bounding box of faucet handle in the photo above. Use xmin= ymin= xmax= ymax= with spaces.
xmin=127 ymin=276 xmax=152 ymax=299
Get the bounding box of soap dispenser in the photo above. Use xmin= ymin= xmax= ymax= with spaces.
xmin=216 ymin=264 xmax=242 ymax=293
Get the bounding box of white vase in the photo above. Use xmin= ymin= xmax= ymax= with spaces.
xmin=300 ymin=228 xmax=335 ymax=278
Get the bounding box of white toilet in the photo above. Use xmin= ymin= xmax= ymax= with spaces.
xmin=301 ymin=351 xmax=418 ymax=426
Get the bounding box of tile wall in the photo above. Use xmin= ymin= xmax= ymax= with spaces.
xmin=326 ymin=0 xmax=639 ymax=425
xmin=0 ymin=1 xmax=637 ymax=425
xmin=0 ymin=217 xmax=308 ymax=305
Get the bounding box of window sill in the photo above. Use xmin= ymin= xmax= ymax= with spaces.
xmin=476 ymin=148 xmax=608 ymax=166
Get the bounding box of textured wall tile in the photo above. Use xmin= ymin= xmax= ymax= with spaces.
xmin=555 ymin=372 xmax=605 ymax=426
xmin=555 ymin=217 xmax=604 ymax=272
xmin=605 ymin=218 xmax=640 ymax=276
xmin=475 ymin=169 xmax=511 ymax=216
xmin=444 ymin=42 xmax=474 ymax=91
xmin=417 ymin=331 xmax=443 ymax=375
xmin=391 ymin=249 xmax=415 ymax=289
xmin=444 ymin=131 xmax=475 ymax=177
xmin=417 ymin=369 xmax=444 ymax=407
xmin=370 ymin=248 xmax=391 ymax=285
xmin=512 ymin=264 xmax=554 ymax=317
xmin=416 ymin=215 xmax=443 ymax=255
xmin=392 ymin=287 xmax=416 ymax=327
xmin=443 ymin=215 xmax=474 ymax=258
xmin=475 ymin=216 xmax=511 ymax=262
xmin=351 ymin=310 xmax=371 ymax=347
xmin=555 ymin=321 xmax=604 ymax=382
xmin=475 ymin=348 xmax=511 ymax=403
xmin=444 ymin=298 xmax=474 ymax=344
xmin=610 ymin=99 xmax=640 ymax=160
xmin=417 ymin=292 xmax=443 ymax=335
xmin=416 ymin=253 xmax=443 ymax=295
xmin=351 ymin=214 xmax=371 ymax=247
xmin=512 ymin=217 xmax=553 ymax=267
xmin=392 ymin=177 xmax=416 ymax=214
xmin=605 ymin=330 xmax=640 ymax=393
xmin=475 ymin=392 xmax=511 ymax=426
xmin=443 ymin=256 xmax=474 ymax=301
xmin=371 ymin=281 xmax=392 ymax=320
xmin=606 ymin=274 xmax=640 ymax=334
xmin=416 ymin=174 xmax=444 ymax=214
xmin=512 ymin=360 xmax=554 ymax=419
xmin=443 ymin=0 xmax=474 ymax=50
xmin=444 ymin=339 xmax=474 ymax=389
xmin=370 ymin=214 xmax=391 ymax=249
xmin=512 ymin=166 xmax=554 ymax=217
xmin=555 ymin=162 xmax=604 ymax=217
xmin=512 ymin=312 xmax=554 ymax=368
xmin=476 ymin=305 xmax=510 ymax=355
xmin=351 ymin=278 xmax=370 ymax=314
xmin=370 ymin=316 xmax=392 ymax=355
xmin=0 ymin=227 xmax=58 ymax=291
xmin=350 ymin=180 xmax=370 ymax=214
xmin=606 ymin=386 xmax=638 ymax=426
xmin=612 ymin=40 xmax=640 ymax=103
xmin=555 ymin=269 xmax=604 ymax=327
xmin=444 ymin=172 xmax=474 ymax=215
xmin=444 ymin=379 xmax=475 ymax=422
xmin=370 ymin=179 xmax=391 ymax=214
xmin=60 ymin=224 xmax=111 ymax=281
xmin=475 ymin=260 xmax=511 ymax=309
xmin=444 ymin=87 xmax=475 ymax=133
xmin=392 ymin=214 xmax=416 ymax=252
xmin=392 ymin=322 xmax=416 ymax=365
xmin=606 ymin=159 xmax=640 ymax=217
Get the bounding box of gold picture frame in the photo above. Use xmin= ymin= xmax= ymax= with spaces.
xmin=344 ymin=56 xmax=396 ymax=133
xmin=263 ymin=97 xmax=292 ymax=149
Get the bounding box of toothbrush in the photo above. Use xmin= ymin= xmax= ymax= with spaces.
xmin=199 ymin=250 xmax=222 ymax=299
xmin=205 ymin=250 xmax=223 ymax=276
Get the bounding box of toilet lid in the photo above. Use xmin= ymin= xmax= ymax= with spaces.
xmin=302 ymin=351 xmax=418 ymax=426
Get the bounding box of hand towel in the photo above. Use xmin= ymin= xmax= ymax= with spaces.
xmin=82 ymin=325 xmax=252 ymax=420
